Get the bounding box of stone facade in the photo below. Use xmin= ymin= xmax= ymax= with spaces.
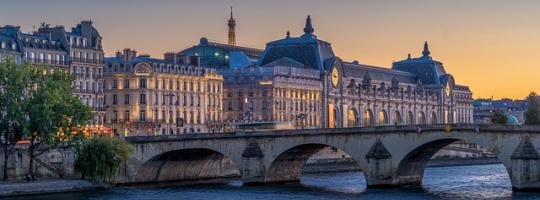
xmin=0 ymin=21 xmax=105 ymax=125
xmin=221 ymin=65 xmax=322 ymax=128
xmin=0 ymin=145 xmax=76 ymax=180
xmin=119 ymin=125 xmax=540 ymax=191
xmin=192 ymin=16 xmax=473 ymax=129
xmin=104 ymin=49 xmax=224 ymax=136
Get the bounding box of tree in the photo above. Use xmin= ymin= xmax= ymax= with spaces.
xmin=491 ymin=111 xmax=508 ymax=125
xmin=23 ymin=66 xmax=93 ymax=180
xmin=525 ymin=92 xmax=540 ymax=125
xmin=0 ymin=59 xmax=27 ymax=180
xmin=74 ymin=137 xmax=133 ymax=185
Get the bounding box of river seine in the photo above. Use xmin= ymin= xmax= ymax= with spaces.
xmin=8 ymin=164 xmax=540 ymax=200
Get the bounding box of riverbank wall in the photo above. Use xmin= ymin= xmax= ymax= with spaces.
xmin=0 ymin=179 xmax=102 ymax=198
xmin=0 ymin=144 xmax=76 ymax=181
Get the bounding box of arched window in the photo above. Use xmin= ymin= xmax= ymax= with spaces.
xmin=418 ymin=112 xmax=426 ymax=124
xmin=378 ymin=110 xmax=389 ymax=125
xmin=431 ymin=112 xmax=438 ymax=124
xmin=364 ymin=109 xmax=374 ymax=127
xmin=347 ymin=108 xmax=358 ymax=127
xmin=406 ymin=111 xmax=415 ymax=124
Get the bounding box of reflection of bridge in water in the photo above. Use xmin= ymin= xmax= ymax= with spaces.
xmin=118 ymin=124 xmax=540 ymax=191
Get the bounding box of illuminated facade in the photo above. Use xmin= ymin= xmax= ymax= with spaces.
xmin=195 ymin=15 xmax=473 ymax=128
xmin=104 ymin=49 xmax=223 ymax=136
xmin=221 ymin=65 xmax=321 ymax=127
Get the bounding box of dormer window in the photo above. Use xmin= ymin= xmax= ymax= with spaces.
xmin=11 ymin=43 xmax=16 ymax=50
xmin=1 ymin=42 xmax=5 ymax=49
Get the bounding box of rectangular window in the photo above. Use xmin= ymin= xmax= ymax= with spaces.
xmin=140 ymin=110 xmax=146 ymax=122
xmin=124 ymin=79 xmax=130 ymax=89
xmin=112 ymin=80 xmax=118 ymax=89
xmin=162 ymin=110 xmax=166 ymax=122
xmin=124 ymin=110 xmax=130 ymax=121
xmin=112 ymin=94 xmax=117 ymax=105
xmin=139 ymin=78 xmax=147 ymax=89
xmin=124 ymin=94 xmax=130 ymax=105
xmin=113 ymin=110 xmax=118 ymax=123
xmin=140 ymin=94 xmax=146 ymax=105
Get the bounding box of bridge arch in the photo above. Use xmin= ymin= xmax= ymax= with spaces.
xmin=133 ymin=148 xmax=240 ymax=183
xmin=264 ymin=143 xmax=364 ymax=184
xmin=394 ymin=137 xmax=511 ymax=187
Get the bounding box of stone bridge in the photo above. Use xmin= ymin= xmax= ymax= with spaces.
xmin=117 ymin=125 xmax=540 ymax=191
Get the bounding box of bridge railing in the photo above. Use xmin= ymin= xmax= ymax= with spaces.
xmin=123 ymin=124 xmax=540 ymax=143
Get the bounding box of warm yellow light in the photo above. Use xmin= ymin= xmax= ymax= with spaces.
xmin=259 ymin=80 xmax=273 ymax=85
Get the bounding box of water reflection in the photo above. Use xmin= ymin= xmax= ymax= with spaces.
xmin=6 ymin=164 xmax=540 ymax=200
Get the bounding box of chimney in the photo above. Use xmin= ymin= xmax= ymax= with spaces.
xmin=122 ymin=48 xmax=137 ymax=62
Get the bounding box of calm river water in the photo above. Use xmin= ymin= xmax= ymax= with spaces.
xmin=9 ymin=164 xmax=540 ymax=200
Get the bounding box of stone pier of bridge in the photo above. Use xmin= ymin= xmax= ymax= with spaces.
xmin=118 ymin=125 xmax=540 ymax=192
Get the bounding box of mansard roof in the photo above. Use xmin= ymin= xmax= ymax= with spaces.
xmin=18 ymin=34 xmax=66 ymax=51
xmin=258 ymin=16 xmax=335 ymax=70
xmin=342 ymin=62 xmax=417 ymax=84
xmin=261 ymin=57 xmax=306 ymax=68
xmin=392 ymin=42 xmax=449 ymax=85
xmin=0 ymin=35 xmax=20 ymax=53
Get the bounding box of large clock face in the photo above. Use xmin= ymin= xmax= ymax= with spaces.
xmin=331 ymin=67 xmax=339 ymax=88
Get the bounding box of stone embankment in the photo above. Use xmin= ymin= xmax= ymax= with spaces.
xmin=0 ymin=179 xmax=102 ymax=198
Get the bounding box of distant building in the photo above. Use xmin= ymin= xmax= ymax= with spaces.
xmin=0 ymin=21 xmax=105 ymax=125
xmin=191 ymin=15 xmax=474 ymax=128
xmin=228 ymin=6 xmax=236 ymax=46
xmin=178 ymin=37 xmax=263 ymax=69
xmin=104 ymin=49 xmax=223 ymax=136
xmin=473 ymin=98 xmax=527 ymax=124
xmin=178 ymin=8 xmax=263 ymax=69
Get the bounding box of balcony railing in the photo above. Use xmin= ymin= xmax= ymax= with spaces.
xmin=71 ymin=57 xmax=102 ymax=64
xmin=23 ymin=58 xmax=67 ymax=66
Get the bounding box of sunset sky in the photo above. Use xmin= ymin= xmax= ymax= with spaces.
xmin=1 ymin=0 xmax=539 ymax=99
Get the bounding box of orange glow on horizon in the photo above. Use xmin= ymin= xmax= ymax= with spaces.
xmin=1 ymin=0 xmax=539 ymax=99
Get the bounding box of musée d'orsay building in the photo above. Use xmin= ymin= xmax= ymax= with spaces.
xmin=180 ymin=14 xmax=473 ymax=129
